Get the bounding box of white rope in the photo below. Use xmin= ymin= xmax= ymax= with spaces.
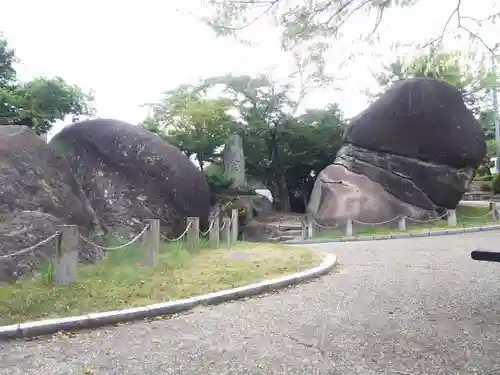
xmin=351 ymin=216 xmax=399 ymax=226
xmin=160 ymin=221 xmax=193 ymax=242
xmin=312 ymin=220 xmax=340 ymax=229
xmin=200 ymin=218 xmax=216 ymax=236
xmin=219 ymin=218 xmax=229 ymax=231
xmin=80 ymin=225 xmax=150 ymax=250
xmin=0 ymin=232 xmax=60 ymax=260
xmin=406 ymin=212 xmax=448 ymax=223
xmin=309 ymin=210 xmax=450 ymax=228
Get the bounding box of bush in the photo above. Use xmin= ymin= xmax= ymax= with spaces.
xmin=475 ymin=175 xmax=493 ymax=182
xmin=476 ymin=165 xmax=488 ymax=177
xmin=480 ymin=182 xmax=492 ymax=192
xmin=492 ymin=174 xmax=500 ymax=194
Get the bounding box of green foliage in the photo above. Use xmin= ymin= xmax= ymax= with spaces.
xmin=492 ymin=173 xmax=500 ymax=194
xmin=204 ymin=0 xmax=415 ymax=49
xmin=192 ymin=74 xmax=345 ymax=210
xmin=203 ymin=0 xmax=429 ymax=80
xmin=0 ymin=37 xmax=93 ymax=134
xmin=476 ymin=165 xmax=489 ymax=177
xmin=479 ymin=182 xmax=492 ymax=192
xmin=487 ymin=139 xmax=498 ymax=157
xmin=475 ymin=174 xmax=493 ymax=182
xmin=196 ymin=74 xmax=299 ymax=210
xmin=282 ymin=105 xmax=346 ymax=199
xmin=0 ymin=38 xmax=17 ymax=86
xmin=145 ymin=73 xmax=346 ymax=211
xmin=41 ymin=263 xmax=55 ymax=285
xmin=143 ymin=86 xmax=234 ymax=170
xmin=203 ymin=163 xmax=234 ymax=195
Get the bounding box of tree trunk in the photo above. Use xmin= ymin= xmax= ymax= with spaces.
xmin=277 ymin=173 xmax=291 ymax=212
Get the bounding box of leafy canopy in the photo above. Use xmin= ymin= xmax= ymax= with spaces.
xmin=203 ymin=0 xmax=500 ymax=80
xmin=151 ymin=74 xmax=346 ymax=210
xmin=204 ymin=0 xmax=416 ymax=49
xmin=143 ymin=85 xmax=235 ymax=170
xmin=143 ymin=73 xmax=346 ymax=210
xmin=0 ymin=36 xmax=93 ymax=134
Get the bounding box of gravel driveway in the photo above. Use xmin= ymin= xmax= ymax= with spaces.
xmin=2 ymin=231 xmax=500 ymax=375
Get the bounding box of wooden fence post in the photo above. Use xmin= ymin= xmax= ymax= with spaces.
xmin=346 ymin=218 xmax=353 ymax=237
xmin=54 ymin=225 xmax=79 ymax=285
xmin=231 ymin=209 xmax=239 ymax=243
xmin=142 ymin=219 xmax=160 ymax=267
xmin=447 ymin=209 xmax=457 ymax=227
xmin=492 ymin=202 xmax=499 ymax=220
xmin=186 ymin=217 xmax=200 ymax=251
xmin=301 ymin=215 xmax=308 ymax=239
xmin=221 ymin=217 xmax=231 ymax=245
xmin=209 ymin=216 xmax=220 ymax=248
xmin=398 ymin=215 xmax=407 ymax=230
xmin=307 ymin=213 xmax=314 ymax=238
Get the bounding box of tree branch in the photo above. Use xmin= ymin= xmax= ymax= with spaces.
xmin=421 ymin=0 xmax=500 ymax=58
xmin=207 ymin=0 xmax=280 ymax=33
xmin=421 ymin=0 xmax=461 ymax=54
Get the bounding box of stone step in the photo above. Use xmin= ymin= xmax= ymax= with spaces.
xmin=278 ymin=225 xmax=303 ymax=231
xmin=276 ymin=234 xmax=304 ymax=241
xmin=279 ymin=230 xmax=303 ymax=236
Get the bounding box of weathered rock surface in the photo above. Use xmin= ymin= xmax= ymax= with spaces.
xmin=309 ymin=77 xmax=487 ymax=225
xmin=0 ymin=212 xmax=75 ymax=282
xmin=50 ymin=119 xmax=211 ymax=237
xmin=308 ymin=164 xmax=436 ymax=227
xmin=0 ymin=126 xmax=102 ymax=281
xmin=344 ymin=77 xmax=486 ymax=168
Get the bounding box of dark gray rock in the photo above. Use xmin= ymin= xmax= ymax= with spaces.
xmin=344 ymin=77 xmax=486 ymax=168
xmin=0 ymin=211 xmax=62 ymax=282
xmin=0 ymin=211 xmax=102 ymax=282
xmin=309 ymin=77 xmax=487 ymax=225
xmin=308 ymin=163 xmax=434 ymax=227
xmin=0 ymin=126 xmax=102 ymax=281
xmin=50 ymin=119 xmax=211 ymax=237
xmin=0 ymin=126 xmax=100 ymax=230
xmin=334 ymin=144 xmax=472 ymax=210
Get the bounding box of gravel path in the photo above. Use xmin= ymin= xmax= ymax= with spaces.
xmin=2 ymin=231 xmax=500 ymax=374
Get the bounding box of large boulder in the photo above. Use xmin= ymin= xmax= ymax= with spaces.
xmin=0 ymin=126 xmax=102 ymax=281
xmin=309 ymin=77 xmax=487 ymax=225
xmin=50 ymin=119 xmax=211 ymax=237
xmin=0 ymin=212 xmax=66 ymax=282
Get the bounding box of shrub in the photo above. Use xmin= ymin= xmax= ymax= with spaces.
xmin=480 ymin=182 xmax=492 ymax=192
xmin=492 ymin=173 xmax=500 ymax=194
xmin=476 ymin=165 xmax=488 ymax=177
xmin=475 ymin=175 xmax=493 ymax=182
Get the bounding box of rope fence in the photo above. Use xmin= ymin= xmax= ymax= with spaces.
xmin=302 ymin=203 xmax=500 ymax=239
xmin=3 ymin=202 xmax=497 ymax=285
xmin=79 ymin=225 xmax=150 ymax=250
xmin=0 ymin=210 xmax=241 ymax=286
xmin=405 ymin=212 xmax=449 ymax=224
xmin=0 ymin=232 xmax=61 ymax=260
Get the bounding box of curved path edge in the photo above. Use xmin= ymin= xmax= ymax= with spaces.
xmin=284 ymin=224 xmax=500 ymax=245
xmin=0 ymin=253 xmax=337 ymax=341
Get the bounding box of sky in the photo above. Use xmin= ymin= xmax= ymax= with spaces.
xmin=1 ymin=0 xmax=498 ymax=137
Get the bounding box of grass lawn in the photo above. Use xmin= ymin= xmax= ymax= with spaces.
xmin=0 ymin=240 xmax=321 ymax=325
xmin=318 ymin=205 xmax=498 ymax=239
